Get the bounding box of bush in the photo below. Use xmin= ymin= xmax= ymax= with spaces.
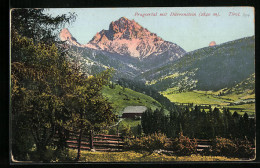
xmin=202 ymin=137 xmax=255 ymax=159
xmin=234 ymin=138 xmax=255 ymax=159
xmin=29 ymin=146 xmax=55 ymax=162
xmin=29 ymin=147 xmax=74 ymax=162
xmin=52 ymin=148 xmax=73 ymax=162
xmin=108 ymin=127 xmax=117 ymax=135
xmin=120 ymin=123 xmax=133 ymax=137
xmin=124 ymin=132 xmax=170 ymax=152
xmin=170 ymin=133 xmax=197 ymax=156
xmin=211 ymin=137 xmax=237 ymax=157
xmin=210 ymin=137 xmax=255 ymax=159
xmin=124 ymin=137 xmax=145 ymax=151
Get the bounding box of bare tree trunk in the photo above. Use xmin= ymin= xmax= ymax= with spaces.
xmin=89 ymin=130 xmax=94 ymax=150
xmin=36 ymin=143 xmax=47 ymax=162
xmin=75 ymin=112 xmax=83 ymax=161
xmin=75 ymin=128 xmax=83 ymax=161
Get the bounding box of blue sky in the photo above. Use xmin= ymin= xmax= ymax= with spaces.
xmin=44 ymin=7 xmax=254 ymax=52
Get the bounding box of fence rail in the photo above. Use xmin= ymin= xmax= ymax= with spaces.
xmin=65 ymin=133 xmax=212 ymax=153
xmin=65 ymin=133 xmax=124 ymax=152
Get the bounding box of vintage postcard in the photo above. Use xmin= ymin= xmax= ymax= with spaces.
xmin=10 ymin=7 xmax=255 ymax=163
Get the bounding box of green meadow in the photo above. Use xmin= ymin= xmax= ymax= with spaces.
xmin=162 ymin=87 xmax=255 ymax=117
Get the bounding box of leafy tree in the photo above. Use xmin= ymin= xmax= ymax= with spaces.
xmin=62 ymin=69 xmax=116 ymax=161
xmin=11 ymin=9 xmax=76 ymax=161
xmin=11 ymin=9 xmax=117 ymax=162
xmin=11 ymin=35 xmax=71 ymax=161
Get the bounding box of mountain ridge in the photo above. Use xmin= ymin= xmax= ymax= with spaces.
xmin=140 ymin=35 xmax=255 ymax=91
xmin=60 ymin=17 xmax=186 ymax=60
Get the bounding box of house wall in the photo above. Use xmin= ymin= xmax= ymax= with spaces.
xmin=122 ymin=113 xmax=142 ymax=118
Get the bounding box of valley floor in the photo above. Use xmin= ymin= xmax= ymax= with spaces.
xmin=162 ymin=88 xmax=255 ymax=117
xmin=67 ymin=149 xmax=242 ymax=162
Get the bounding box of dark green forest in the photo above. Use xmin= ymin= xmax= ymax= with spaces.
xmin=141 ymin=107 xmax=255 ymax=141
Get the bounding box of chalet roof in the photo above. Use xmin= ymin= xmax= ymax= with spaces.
xmin=123 ymin=106 xmax=147 ymax=114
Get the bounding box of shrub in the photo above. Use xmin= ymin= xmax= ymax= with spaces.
xmin=121 ymin=123 xmax=133 ymax=137
xmin=170 ymin=133 xmax=197 ymax=156
xmin=124 ymin=137 xmax=145 ymax=151
xmin=51 ymin=148 xmax=73 ymax=162
xmin=108 ymin=127 xmax=117 ymax=135
xmin=124 ymin=132 xmax=170 ymax=152
xmin=234 ymin=138 xmax=255 ymax=159
xmin=211 ymin=137 xmax=237 ymax=157
xmin=210 ymin=137 xmax=255 ymax=159
xmin=204 ymin=137 xmax=255 ymax=159
xmin=29 ymin=146 xmax=55 ymax=162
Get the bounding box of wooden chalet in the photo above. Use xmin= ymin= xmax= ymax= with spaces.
xmin=122 ymin=106 xmax=147 ymax=119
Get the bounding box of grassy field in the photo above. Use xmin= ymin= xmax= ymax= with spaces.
xmin=102 ymin=84 xmax=163 ymax=115
xmin=162 ymin=87 xmax=255 ymax=117
xmin=67 ymin=149 xmax=241 ymax=162
xmin=227 ymin=103 xmax=255 ymax=116
xmin=163 ymin=89 xmax=230 ymax=105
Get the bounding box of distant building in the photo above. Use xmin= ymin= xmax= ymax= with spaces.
xmin=122 ymin=106 xmax=147 ymax=119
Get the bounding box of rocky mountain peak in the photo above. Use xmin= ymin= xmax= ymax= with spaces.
xmin=106 ymin=17 xmax=161 ymax=41
xmin=60 ymin=28 xmax=72 ymax=41
xmin=60 ymin=28 xmax=82 ymax=47
xmin=85 ymin=17 xmax=184 ymax=58
xmin=60 ymin=17 xmax=186 ymax=59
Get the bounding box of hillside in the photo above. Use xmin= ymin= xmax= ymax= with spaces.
xmin=139 ymin=36 xmax=255 ymax=92
xmin=101 ymin=84 xmax=165 ymax=116
xmin=66 ymin=46 xmax=141 ymax=79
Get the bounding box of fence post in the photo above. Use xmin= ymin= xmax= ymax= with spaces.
xmin=89 ymin=130 xmax=94 ymax=149
xmin=117 ymin=124 xmax=119 ymax=149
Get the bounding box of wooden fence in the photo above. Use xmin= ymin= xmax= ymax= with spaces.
xmin=65 ymin=132 xmax=212 ymax=153
xmin=66 ymin=132 xmax=124 ymax=152
xmin=194 ymin=139 xmax=212 ymax=153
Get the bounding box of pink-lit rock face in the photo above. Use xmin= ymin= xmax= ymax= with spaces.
xmin=209 ymin=41 xmax=216 ymax=46
xmin=60 ymin=28 xmax=71 ymax=41
xmin=85 ymin=17 xmax=175 ymax=58
xmin=60 ymin=28 xmax=83 ymax=47
xmin=60 ymin=17 xmax=185 ymax=59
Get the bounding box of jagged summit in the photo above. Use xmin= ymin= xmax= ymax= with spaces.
xmin=60 ymin=28 xmax=82 ymax=47
xmin=88 ymin=17 xmax=159 ymax=43
xmin=60 ymin=17 xmax=186 ymax=59
xmin=85 ymin=17 xmax=185 ymax=59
